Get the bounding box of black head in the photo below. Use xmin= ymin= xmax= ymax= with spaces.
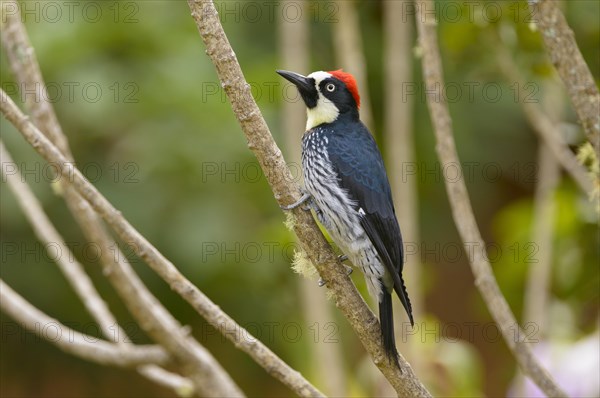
xmin=277 ymin=69 xmax=360 ymax=129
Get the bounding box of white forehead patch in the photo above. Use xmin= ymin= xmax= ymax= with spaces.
xmin=308 ymin=71 xmax=333 ymax=86
xmin=305 ymin=71 xmax=338 ymax=130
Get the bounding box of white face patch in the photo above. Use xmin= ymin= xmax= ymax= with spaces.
xmin=308 ymin=71 xmax=332 ymax=84
xmin=305 ymin=71 xmax=340 ymax=130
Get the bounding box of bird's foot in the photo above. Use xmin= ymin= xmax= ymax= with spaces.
xmin=318 ymin=263 xmax=353 ymax=287
xmin=280 ymin=191 xmax=311 ymax=211
xmin=343 ymin=264 xmax=353 ymax=275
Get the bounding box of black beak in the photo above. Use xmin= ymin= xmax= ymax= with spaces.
xmin=276 ymin=70 xmax=317 ymax=108
xmin=277 ymin=70 xmax=312 ymax=92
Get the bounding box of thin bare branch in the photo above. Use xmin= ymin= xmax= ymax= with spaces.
xmin=513 ymin=142 xmax=560 ymax=395
xmin=523 ymin=83 xmax=562 ymax=336
xmin=0 ymin=3 xmax=240 ymax=395
xmin=0 ymin=0 xmax=71 ymax=157
xmin=0 ymin=13 xmax=196 ymax=389
xmin=529 ymin=0 xmax=600 ymax=157
xmin=0 ymin=279 xmax=169 ymax=368
xmin=0 ymin=88 xmax=320 ymax=397
xmin=62 ymin=188 xmax=241 ymax=398
xmin=2 ymin=141 xmax=195 ymax=388
xmin=414 ymin=1 xmax=568 ymax=396
xmin=0 ymin=142 xmax=235 ymax=397
xmin=522 ymin=103 xmax=593 ymax=196
xmin=137 ymin=366 xmax=194 ymax=396
xmin=187 ymin=1 xmax=431 ymax=396
xmin=1 ymin=141 xmax=121 ymax=340
xmin=516 ymin=84 xmax=562 ymax=396
xmin=524 ymin=145 xmax=559 ymax=333
xmin=495 ymin=41 xmax=594 ymax=198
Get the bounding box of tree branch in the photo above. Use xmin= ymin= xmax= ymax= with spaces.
xmin=529 ymin=0 xmax=600 ymax=156
xmin=187 ymin=0 xmax=431 ymax=396
xmin=136 ymin=366 xmax=194 ymax=396
xmin=0 ymin=0 xmax=71 ymax=157
xmin=524 ymin=133 xmax=559 ymax=338
xmin=0 ymin=88 xmax=321 ymax=397
xmin=1 ymin=141 xmax=121 ymax=341
xmin=495 ymin=39 xmax=594 ymax=198
xmin=516 ymin=84 xmax=562 ymax=396
xmin=61 ymin=183 xmax=243 ymax=398
xmin=519 ymin=97 xmax=593 ymax=197
xmin=0 ymin=4 xmax=239 ymax=395
xmin=0 ymin=141 xmax=235 ymax=397
xmin=0 ymin=279 xmax=169 ymax=368
xmin=414 ymin=1 xmax=568 ymax=396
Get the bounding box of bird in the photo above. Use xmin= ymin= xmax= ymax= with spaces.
xmin=277 ymin=69 xmax=414 ymax=366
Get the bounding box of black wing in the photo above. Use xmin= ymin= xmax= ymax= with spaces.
xmin=327 ymin=122 xmax=414 ymax=325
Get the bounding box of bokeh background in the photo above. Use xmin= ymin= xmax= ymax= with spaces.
xmin=1 ymin=0 xmax=598 ymax=397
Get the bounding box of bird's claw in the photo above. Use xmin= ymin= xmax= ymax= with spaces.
xmin=318 ymin=263 xmax=353 ymax=287
xmin=280 ymin=192 xmax=311 ymax=210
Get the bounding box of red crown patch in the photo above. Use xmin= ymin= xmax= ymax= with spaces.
xmin=328 ymin=69 xmax=360 ymax=109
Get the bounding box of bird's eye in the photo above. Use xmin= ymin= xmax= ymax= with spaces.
xmin=326 ymin=83 xmax=336 ymax=92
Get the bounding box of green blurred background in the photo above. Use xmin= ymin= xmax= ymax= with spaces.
xmin=1 ymin=0 xmax=598 ymax=397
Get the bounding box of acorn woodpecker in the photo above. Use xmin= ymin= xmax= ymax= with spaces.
xmin=277 ymin=69 xmax=414 ymax=365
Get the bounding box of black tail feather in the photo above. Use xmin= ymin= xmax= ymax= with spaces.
xmin=379 ymin=291 xmax=399 ymax=367
xmin=394 ymin=274 xmax=414 ymax=327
